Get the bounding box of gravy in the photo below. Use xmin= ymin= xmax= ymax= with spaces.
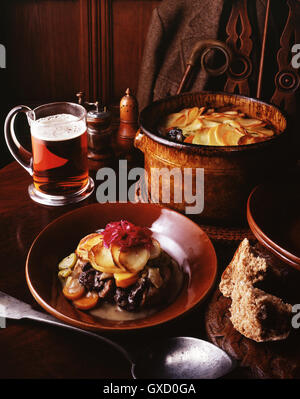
xmin=90 ymin=260 xmax=184 ymax=321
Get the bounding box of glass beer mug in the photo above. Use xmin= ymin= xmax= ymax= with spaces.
xmin=4 ymin=102 xmax=94 ymax=206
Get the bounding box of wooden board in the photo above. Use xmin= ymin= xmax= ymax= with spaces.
xmin=205 ymin=289 xmax=300 ymax=379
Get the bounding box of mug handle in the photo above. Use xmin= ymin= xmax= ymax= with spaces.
xmin=4 ymin=105 xmax=33 ymax=175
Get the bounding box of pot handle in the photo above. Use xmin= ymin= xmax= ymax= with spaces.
xmin=177 ymin=39 xmax=232 ymax=94
xmin=134 ymin=129 xmax=146 ymax=153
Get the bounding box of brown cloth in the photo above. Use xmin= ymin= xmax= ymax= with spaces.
xmin=137 ymin=0 xmax=277 ymax=112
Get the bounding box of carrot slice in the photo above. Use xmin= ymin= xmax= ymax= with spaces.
xmin=184 ymin=135 xmax=195 ymax=144
xmin=73 ymin=291 xmax=99 ymax=310
xmin=63 ymin=283 xmax=85 ymax=301
xmin=114 ymin=272 xmax=139 ymax=288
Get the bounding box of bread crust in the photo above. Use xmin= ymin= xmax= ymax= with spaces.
xmin=219 ymin=239 xmax=292 ymax=342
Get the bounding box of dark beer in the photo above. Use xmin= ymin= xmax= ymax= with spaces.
xmin=31 ymin=114 xmax=89 ymax=195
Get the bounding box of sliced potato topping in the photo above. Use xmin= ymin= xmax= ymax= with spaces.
xmin=110 ymin=244 xmax=124 ymax=269
xmin=76 ymin=233 xmax=103 ymax=261
xmin=160 ymin=106 xmax=276 ymax=146
xmin=119 ymin=246 xmax=151 ymax=273
xmin=73 ymin=234 xmax=161 ymax=276
xmin=89 ymin=241 xmax=123 ymax=274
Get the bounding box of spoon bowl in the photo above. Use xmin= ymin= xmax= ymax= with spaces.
xmin=132 ymin=337 xmax=234 ymax=379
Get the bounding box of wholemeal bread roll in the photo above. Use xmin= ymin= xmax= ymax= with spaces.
xmin=219 ymin=239 xmax=267 ymax=297
xmin=220 ymin=239 xmax=293 ymax=342
xmin=230 ymin=282 xmax=291 ymax=342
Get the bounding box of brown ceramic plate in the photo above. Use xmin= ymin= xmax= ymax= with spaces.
xmin=26 ymin=203 xmax=217 ymax=331
xmin=247 ymin=177 xmax=300 ymax=270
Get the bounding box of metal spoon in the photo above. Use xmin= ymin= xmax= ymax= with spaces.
xmin=0 ymin=291 xmax=234 ymax=379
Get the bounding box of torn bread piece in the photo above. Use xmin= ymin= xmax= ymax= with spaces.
xmin=230 ymin=282 xmax=292 ymax=342
xmin=219 ymin=238 xmax=267 ymax=297
xmin=219 ymin=238 xmax=293 ymax=342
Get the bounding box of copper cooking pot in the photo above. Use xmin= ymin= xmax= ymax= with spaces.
xmin=134 ymin=91 xmax=292 ymax=226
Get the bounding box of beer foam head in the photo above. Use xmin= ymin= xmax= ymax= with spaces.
xmin=31 ymin=113 xmax=86 ymax=141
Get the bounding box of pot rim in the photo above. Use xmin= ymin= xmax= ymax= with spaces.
xmin=139 ymin=91 xmax=288 ymax=153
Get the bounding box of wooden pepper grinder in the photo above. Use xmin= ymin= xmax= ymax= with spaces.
xmin=117 ymin=88 xmax=139 ymax=139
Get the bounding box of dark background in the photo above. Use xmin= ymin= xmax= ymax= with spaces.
xmin=0 ymin=0 xmax=297 ymax=168
xmin=0 ymin=0 xmax=161 ymax=168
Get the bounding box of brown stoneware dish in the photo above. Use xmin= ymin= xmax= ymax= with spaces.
xmin=26 ymin=203 xmax=217 ymax=331
xmin=135 ymin=91 xmax=291 ymax=226
xmin=247 ymin=177 xmax=300 ymax=270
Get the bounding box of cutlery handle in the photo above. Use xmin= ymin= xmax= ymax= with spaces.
xmin=0 ymin=291 xmax=133 ymax=365
xmin=28 ymin=310 xmax=133 ymax=363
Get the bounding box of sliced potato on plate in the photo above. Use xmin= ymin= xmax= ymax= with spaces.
xmin=76 ymin=233 xmax=103 ymax=260
xmin=119 ymin=246 xmax=151 ymax=273
xmin=89 ymin=241 xmax=122 ymax=273
xmin=111 ymin=244 xmax=127 ymax=271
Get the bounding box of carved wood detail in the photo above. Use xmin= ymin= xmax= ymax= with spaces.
xmin=270 ymin=0 xmax=300 ymax=116
xmin=224 ymin=0 xmax=253 ymax=96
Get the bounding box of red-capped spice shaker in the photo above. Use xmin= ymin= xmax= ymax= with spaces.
xmin=86 ymin=101 xmax=114 ymax=160
xmin=117 ymin=88 xmax=139 ymax=139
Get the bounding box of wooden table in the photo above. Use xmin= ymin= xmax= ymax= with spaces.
xmin=0 ymin=159 xmax=243 ymax=379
